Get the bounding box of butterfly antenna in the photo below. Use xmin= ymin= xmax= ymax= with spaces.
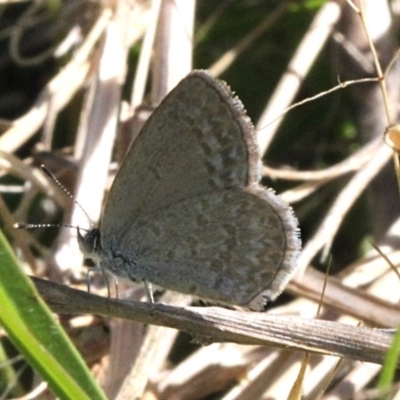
xmin=13 ymin=222 xmax=90 ymax=232
xmin=40 ymin=164 xmax=93 ymax=228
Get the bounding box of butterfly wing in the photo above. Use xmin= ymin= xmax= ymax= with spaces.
xmin=101 ymin=70 xmax=259 ymax=243
xmin=117 ymin=187 xmax=299 ymax=309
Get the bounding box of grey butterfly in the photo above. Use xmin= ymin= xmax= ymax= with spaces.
xmin=78 ymin=70 xmax=301 ymax=310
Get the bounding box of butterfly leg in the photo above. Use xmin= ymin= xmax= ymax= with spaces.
xmin=144 ymin=279 xmax=154 ymax=303
xmin=87 ymin=265 xmax=111 ymax=298
xmin=114 ymin=277 xmax=119 ymax=299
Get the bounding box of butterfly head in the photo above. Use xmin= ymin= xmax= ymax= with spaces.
xmin=77 ymin=227 xmax=102 ymax=264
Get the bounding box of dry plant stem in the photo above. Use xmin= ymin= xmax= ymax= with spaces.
xmin=371 ymin=243 xmax=400 ymax=281
xmin=0 ymin=0 xmax=29 ymax=3
xmin=42 ymin=97 xmax=58 ymax=150
xmin=329 ymin=363 xmax=382 ymax=399
xmin=118 ymin=327 xmax=160 ymax=400
xmin=0 ymin=8 xmax=112 ymax=153
xmin=194 ymin=2 xmax=231 ymax=44
xmin=337 ymin=214 xmax=400 ymax=297
xmin=32 ymin=277 xmax=395 ymax=367
xmin=337 ymin=0 xmax=399 ymax=240
xmin=332 ymin=31 xmax=375 ymax=74
xmin=279 ymin=180 xmax=329 ymax=204
xmin=2 ymin=363 xmax=28 ymax=399
xmin=303 ymin=357 xmax=348 ymax=398
xmin=263 ymin=76 xmax=378 ymax=132
xmin=21 ymin=382 xmax=49 ymax=400
xmin=208 ymin=1 xmax=289 ymax=77
xmin=55 ymin=4 xmax=139 ymax=394
xmin=130 ymin=0 xmax=162 ymax=108
xmin=313 ymin=357 xmax=345 ymax=400
xmin=117 ymin=294 xmax=190 ymax=400
xmin=297 ymin=143 xmax=392 ymax=272
xmin=156 ymin=343 xmax=262 ymax=399
xmin=256 ymin=1 xmax=342 ymax=155
xmin=72 ymin=2 xmax=132 ymax=222
xmin=221 ymin=352 xmax=306 ymax=400
xmin=364 ymin=386 xmax=400 ymax=400
xmin=0 ymin=193 xmax=37 ymax=269
xmin=288 ymin=267 xmax=400 ymax=327
xmin=9 ymin=1 xmax=60 ymax=66
xmin=151 ymin=0 xmax=194 ymax=102
xmin=0 ymin=150 xmax=69 ymax=209
xmin=0 ymin=15 xmax=13 ymax=41
xmin=350 ymin=1 xmax=400 ymax=240
xmin=353 ymin=0 xmax=391 ymax=124
xmin=263 ymin=136 xmax=380 ymax=181
xmin=395 ymin=154 xmax=400 ymax=206
xmin=340 ymin=247 xmax=400 ymax=287
xmin=385 ymin=47 xmax=400 ymax=78
xmin=54 ymin=1 xmax=134 ymax=278
xmin=288 ymin=353 xmax=309 ymax=399
xmin=155 ymin=324 xmax=350 ymax=400
xmin=101 ymin=307 xmax=147 ymax=399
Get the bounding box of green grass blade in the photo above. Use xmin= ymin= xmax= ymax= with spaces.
xmin=377 ymin=324 xmax=400 ymax=400
xmin=0 ymin=228 xmax=107 ymax=399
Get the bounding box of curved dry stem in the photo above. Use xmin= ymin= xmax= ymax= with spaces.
xmin=297 ymin=143 xmax=392 ymax=272
xmin=130 ymin=0 xmax=161 ymax=108
xmin=0 ymin=150 xmax=69 ymax=208
xmin=263 ymin=136 xmax=380 ymax=182
xmin=9 ymin=1 xmax=60 ymax=66
xmin=209 ymin=1 xmax=289 ymax=77
xmin=0 ymin=7 xmax=112 ymax=153
xmin=256 ymin=1 xmax=343 ymax=155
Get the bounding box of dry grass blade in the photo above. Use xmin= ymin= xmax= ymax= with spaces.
xmin=0 ymin=7 xmax=112 ymax=153
xmin=256 ymin=1 xmax=342 ymax=154
xmin=33 ymin=277 xmax=395 ymax=367
xmin=209 ymin=1 xmax=290 ymax=78
xmin=263 ymin=134 xmax=381 ymax=182
xmin=298 ymin=143 xmax=392 ymax=272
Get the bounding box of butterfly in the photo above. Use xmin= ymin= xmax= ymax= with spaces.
xmin=78 ymin=70 xmax=301 ymax=310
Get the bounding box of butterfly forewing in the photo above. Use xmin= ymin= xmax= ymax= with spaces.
xmin=101 ymin=71 xmax=259 ymax=246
